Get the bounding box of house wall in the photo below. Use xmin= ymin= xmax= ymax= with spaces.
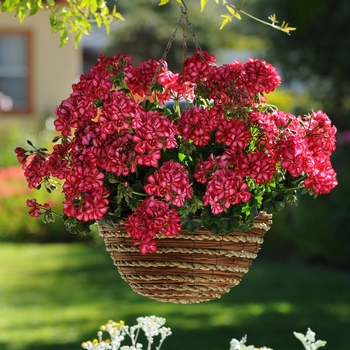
xmin=0 ymin=9 xmax=82 ymax=127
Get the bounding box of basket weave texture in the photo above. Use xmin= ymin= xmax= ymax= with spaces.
xmin=98 ymin=212 xmax=272 ymax=304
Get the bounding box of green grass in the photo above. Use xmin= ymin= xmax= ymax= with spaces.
xmin=0 ymin=242 xmax=349 ymax=350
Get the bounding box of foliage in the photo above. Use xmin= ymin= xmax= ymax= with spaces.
xmin=0 ymin=0 xmax=124 ymax=47
xmin=15 ymin=50 xmax=337 ymax=254
xmin=217 ymin=2 xmax=295 ymax=34
xmin=159 ymin=0 xmax=295 ymax=35
xmin=0 ymin=0 xmax=295 ymax=47
xmin=1 ymin=243 xmax=349 ymax=350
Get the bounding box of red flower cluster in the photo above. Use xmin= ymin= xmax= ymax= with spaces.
xmin=124 ymin=197 xmax=181 ymax=254
xmin=144 ymin=161 xmax=193 ymax=207
xmin=203 ymin=169 xmax=252 ymax=214
xmin=179 ymin=51 xmax=281 ymax=108
xmin=16 ymin=50 xmax=337 ymax=254
xmin=26 ymin=198 xmax=50 ymax=218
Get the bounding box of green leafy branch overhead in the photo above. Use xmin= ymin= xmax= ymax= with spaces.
xmin=160 ymin=0 xmax=296 ymax=35
xmin=0 ymin=0 xmax=124 ymax=47
xmin=0 ymin=0 xmax=295 ymax=47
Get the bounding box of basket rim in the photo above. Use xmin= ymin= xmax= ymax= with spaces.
xmin=98 ymin=211 xmax=272 ymax=238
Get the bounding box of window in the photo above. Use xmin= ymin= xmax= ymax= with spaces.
xmin=0 ymin=30 xmax=32 ymax=114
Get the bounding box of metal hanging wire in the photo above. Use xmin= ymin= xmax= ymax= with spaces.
xmin=180 ymin=0 xmax=203 ymax=58
xmin=160 ymin=0 xmax=202 ymax=63
xmin=147 ymin=0 xmax=204 ymax=97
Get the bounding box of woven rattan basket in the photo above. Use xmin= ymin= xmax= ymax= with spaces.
xmin=98 ymin=212 xmax=272 ymax=304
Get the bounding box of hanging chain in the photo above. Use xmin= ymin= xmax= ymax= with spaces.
xmin=146 ymin=10 xmax=184 ymax=97
xmin=146 ymin=0 xmax=204 ymax=97
xmin=160 ymin=13 xmax=183 ymax=62
xmin=180 ymin=0 xmax=202 ymax=54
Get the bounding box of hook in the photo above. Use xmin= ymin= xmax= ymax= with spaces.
xmin=180 ymin=0 xmax=188 ymax=15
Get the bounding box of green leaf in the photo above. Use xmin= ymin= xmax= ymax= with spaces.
xmin=64 ymin=217 xmax=93 ymax=235
xmin=74 ymin=31 xmax=82 ymax=48
xmin=178 ymin=153 xmax=186 ymax=162
xmin=113 ymin=205 xmax=122 ymax=217
xmin=102 ymin=15 xmax=110 ymax=36
xmin=98 ymin=213 xmax=116 ymax=228
xmin=49 ymin=10 xmax=56 ymax=26
xmin=95 ymin=13 xmax=102 ymax=27
xmin=158 ymin=0 xmax=170 ymax=5
xmin=181 ymin=215 xmax=203 ymax=233
xmin=220 ymin=18 xmax=230 ymax=30
xmin=59 ymin=29 xmax=68 ymax=47
xmin=226 ymin=5 xmax=235 ymax=15
xmin=116 ymin=183 xmax=133 ymax=205
xmin=52 ymin=19 xmax=64 ymax=34
xmin=90 ymin=0 xmax=97 ymax=13
xmin=98 ymin=5 xmax=107 ymax=16
xmin=200 ymin=0 xmax=209 ymax=12
xmin=42 ymin=211 xmax=55 ymax=224
xmin=52 ymin=136 xmax=61 ymax=143
xmin=26 ymin=140 xmax=35 ymax=147
xmin=46 ymin=0 xmax=55 ymax=7
xmin=262 ymin=192 xmax=286 ymax=214
xmin=78 ymin=16 xmax=91 ymax=30
xmin=218 ymin=211 xmax=241 ymax=233
xmin=112 ymin=10 xmax=124 ymax=21
xmin=29 ymin=3 xmax=39 ymax=16
xmin=17 ymin=3 xmax=27 ymax=23
xmin=200 ymin=206 xmax=245 ymax=235
xmin=238 ymin=220 xmax=254 ymax=231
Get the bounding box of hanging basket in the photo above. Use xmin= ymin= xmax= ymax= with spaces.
xmin=98 ymin=212 xmax=272 ymax=304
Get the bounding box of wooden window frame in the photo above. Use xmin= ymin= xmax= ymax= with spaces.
xmin=0 ymin=29 xmax=33 ymax=115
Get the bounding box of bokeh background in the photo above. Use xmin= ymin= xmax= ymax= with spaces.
xmin=0 ymin=1 xmax=349 ymax=349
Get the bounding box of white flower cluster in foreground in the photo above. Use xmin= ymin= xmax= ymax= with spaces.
xmin=230 ymin=328 xmax=327 ymax=350
xmin=82 ymin=316 xmax=326 ymax=350
xmin=293 ymin=328 xmax=327 ymax=350
xmin=81 ymin=316 xmax=172 ymax=350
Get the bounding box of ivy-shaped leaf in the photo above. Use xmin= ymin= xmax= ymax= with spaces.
xmin=181 ymin=215 xmax=203 ymax=232
xmin=98 ymin=212 xmax=117 ymax=227
xmin=262 ymin=191 xmax=286 ymax=214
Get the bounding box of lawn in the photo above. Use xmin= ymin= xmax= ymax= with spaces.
xmin=0 ymin=242 xmax=349 ymax=350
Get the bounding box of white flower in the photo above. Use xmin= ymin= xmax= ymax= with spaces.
xmin=137 ymin=316 xmax=166 ymax=338
xmin=293 ymin=328 xmax=327 ymax=350
xmin=82 ymin=316 xmax=171 ymax=350
xmin=81 ymin=339 xmax=111 ymax=350
xmin=229 ymin=335 xmax=273 ymax=350
xmin=120 ymin=345 xmax=143 ymax=350
xmin=230 ymin=335 xmax=248 ymax=350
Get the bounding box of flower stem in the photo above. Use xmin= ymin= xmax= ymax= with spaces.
xmin=132 ymin=191 xmax=148 ymax=197
xmin=275 ymin=185 xmax=305 ymax=192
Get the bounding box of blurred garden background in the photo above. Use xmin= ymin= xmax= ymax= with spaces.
xmin=0 ymin=0 xmax=349 ymax=349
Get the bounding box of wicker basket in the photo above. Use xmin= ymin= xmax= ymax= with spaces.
xmin=98 ymin=212 xmax=272 ymax=304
